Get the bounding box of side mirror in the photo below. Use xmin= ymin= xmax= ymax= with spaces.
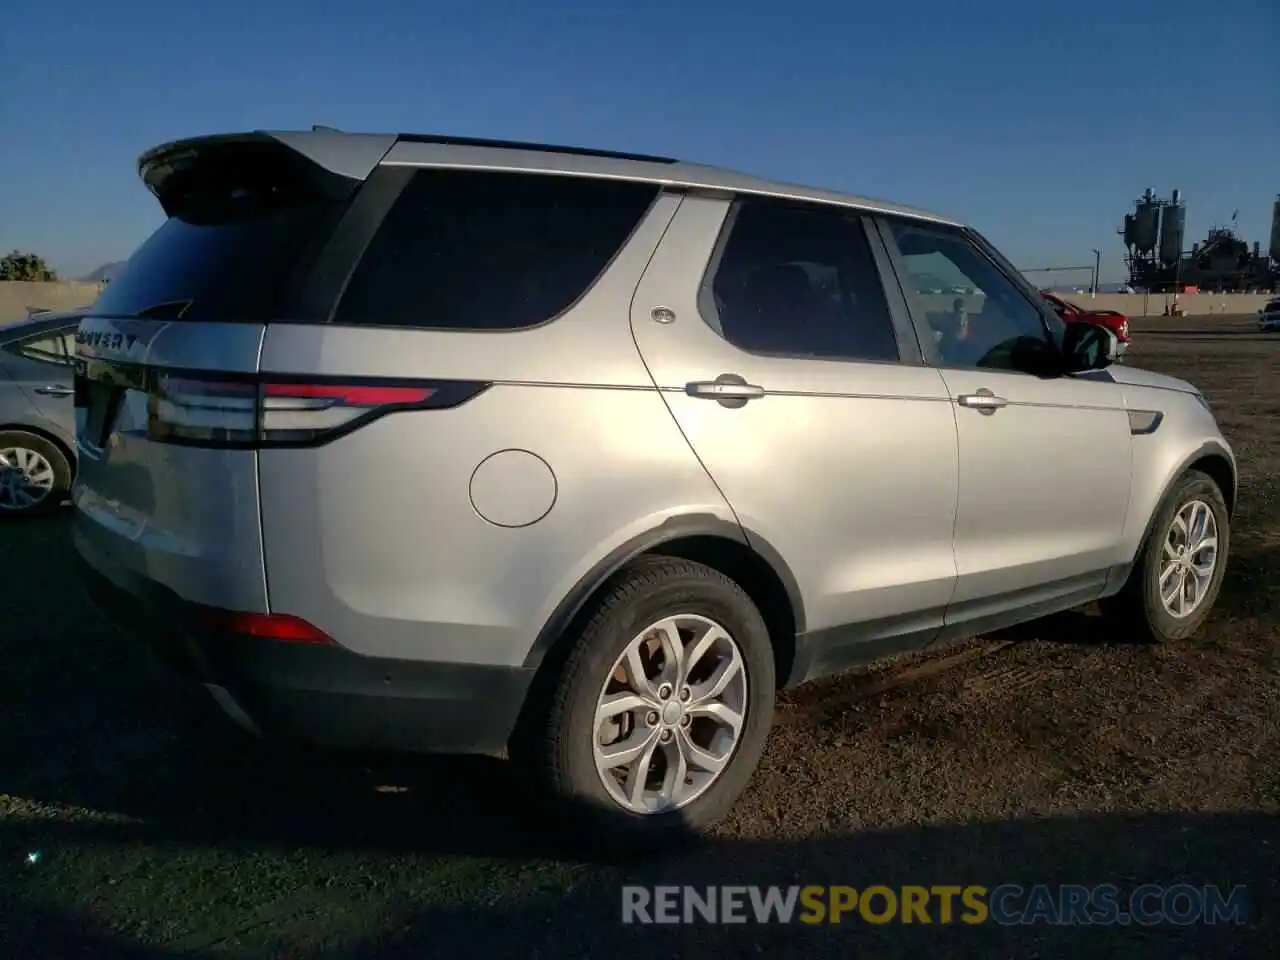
xmin=1061 ymin=321 xmax=1118 ymax=373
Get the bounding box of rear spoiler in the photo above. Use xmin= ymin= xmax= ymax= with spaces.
xmin=138 ymin=130 xmax=398 ymax=213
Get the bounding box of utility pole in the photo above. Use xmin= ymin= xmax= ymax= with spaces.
xmin=1091 ymin=249 xmax=1101 ymax=297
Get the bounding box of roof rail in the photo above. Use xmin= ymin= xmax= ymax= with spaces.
xmin=395 ymin=132 xmax=677 ymax=164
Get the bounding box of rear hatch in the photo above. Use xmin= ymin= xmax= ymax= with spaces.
xmin=72 ymin=132 xmax=393 ymax=614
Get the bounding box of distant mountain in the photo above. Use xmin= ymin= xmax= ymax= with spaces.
xmin=80 ymin=261 xmax=125 ymax=283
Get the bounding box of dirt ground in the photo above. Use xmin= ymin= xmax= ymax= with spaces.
xmin=2 ymin=315 xmax=1277 ymax=958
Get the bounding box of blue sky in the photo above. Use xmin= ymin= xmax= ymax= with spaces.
xmin=1 ymin=0 xmax=1275 ymax=282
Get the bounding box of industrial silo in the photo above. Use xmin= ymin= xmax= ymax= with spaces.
xmin=1270 ymin=195 xmax=1280 ymax=264
xmin=1122 ymin=213 xmax=1137 ymax=250
xmin=1134 ymin=189 xmax=1161 ymax=255
xmin=1159 ymin=189 xmax=1185 ymax=267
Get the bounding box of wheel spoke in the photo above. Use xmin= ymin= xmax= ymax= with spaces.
xmin=1191 ymin=537 xmax=1217 ymax=560
xmin=622 ymin=735 xmax=661 ymax=808
xmin=657 ymin=738 xmax=688 ymax=808
xmin=679 ymin=622 xmax=729 ymax=688
xmin=676 ymin=726 xmax=729 ymax=774
xmin=1189 ymin=566 xmax=1213 ymax=596
xmin=688 ymin=700 xmax=744 ymax=738
xmin=689 ymin=654 xmax=743 ymax=708
xmin=650 ymin=618 xmax=685 ymax=687
xmin=598 ymin=727 xmax=659 ymax=770
xmin=1190 ymin=551 xmax=1216 ymax=577
xmin=620 ymin=645 xmax=659 ymax=702
xmin=1186 ymin=503 xmax=1204 ymax=543
xmin=597 ymin=690 xmax=655 ymax=721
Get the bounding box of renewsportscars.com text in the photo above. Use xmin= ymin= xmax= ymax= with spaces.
xmin=621 ymin=883 xmax=1250 ymax=926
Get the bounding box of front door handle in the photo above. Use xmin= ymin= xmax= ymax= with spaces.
xmin=686 ymin=374 xmax=765 ymax=408
xmin=34 ymin=385 xmax=73 ymax=398
xmin=956 ymin=389 xmax=1008 ymax=415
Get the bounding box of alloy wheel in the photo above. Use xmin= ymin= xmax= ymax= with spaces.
xmin=592 ymin=614 xmax=747 ymax=815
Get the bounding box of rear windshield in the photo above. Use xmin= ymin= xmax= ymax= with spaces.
xmin=94 ymin=144 xmax=351 ymax=322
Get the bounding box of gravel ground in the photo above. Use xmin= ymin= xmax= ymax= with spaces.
xmin=2 ymin=315 xmax=1277 ymax=958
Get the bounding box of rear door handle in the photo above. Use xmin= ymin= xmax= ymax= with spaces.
xmin=956 ymin=389 xmax=1007 ymax=414
xmin=34 ymin=385 xmax=73 ymax=398
xmin=686 ymin=374 xmax=765 ymax=408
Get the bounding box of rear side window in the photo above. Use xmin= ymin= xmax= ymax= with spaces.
xmin=3 ymin=328 xmax=76 ymax=368
xmin=333 ymin=170 xmax=658 ymax=330
xmin=701 ymin=198 xmax=900 ymax=362
xmin=95 ymin=143 xmax=351 ymax=322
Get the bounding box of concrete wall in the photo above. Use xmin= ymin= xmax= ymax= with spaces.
xmin=0 ymin=281 xmax=102 ymax=324
xmin=903 ymin=292 xmax=1270 ymax=318
xmin=1053 ymin=293 xmax=1270 ymax=317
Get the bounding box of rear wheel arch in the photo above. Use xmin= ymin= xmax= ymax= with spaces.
xmin=520 ymin=516 xmax=804 ymax=690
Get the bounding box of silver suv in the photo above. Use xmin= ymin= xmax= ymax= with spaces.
xmin=73 ymin=130 xmax=1235 ymax=844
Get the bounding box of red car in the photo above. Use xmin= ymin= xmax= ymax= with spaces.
xmin=1041 ymin=292 xmax=1130 ymax=357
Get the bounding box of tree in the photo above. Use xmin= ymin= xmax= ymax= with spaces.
xmin=0 ymin=250 xmax=58 ymax=281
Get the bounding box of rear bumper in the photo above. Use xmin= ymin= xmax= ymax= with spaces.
xmin=73 ymin=535 xmax=534 ymax=756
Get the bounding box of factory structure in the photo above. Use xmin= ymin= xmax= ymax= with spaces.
xmin=1120 ymin=190 xmax=1280 ymax=293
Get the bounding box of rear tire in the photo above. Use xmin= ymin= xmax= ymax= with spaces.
xmin=512 ymin=557 xmax=776 ymax=852
xmin=1100 ymin=469 xmax=1230 ymax=642
xmin=0 ymin=430 xmax=72 ymax=517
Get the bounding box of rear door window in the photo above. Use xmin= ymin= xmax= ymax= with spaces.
xmin=332 ymin=170 xmax=659 ymax=330
xmin=701 ymin=197 xmax=901 ymax=362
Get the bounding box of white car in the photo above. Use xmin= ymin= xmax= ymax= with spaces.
xmin=1259 ymin=299 xmax=1280 ymax=332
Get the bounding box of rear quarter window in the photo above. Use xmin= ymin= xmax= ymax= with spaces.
xmin=332 ymin=169 xmax=659 ymax=330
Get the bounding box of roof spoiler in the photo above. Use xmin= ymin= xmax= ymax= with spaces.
xmin=137 ymin=130 xmax=398 ymax=212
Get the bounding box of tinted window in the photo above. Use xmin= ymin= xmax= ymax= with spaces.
xmin=886 ymin=219 xmax=1051 ymax=372
xmin=703 ymin=199 xmax=899 ymax=362
xmin=334 ymin=170 xmax=658 ymax=330
xmin=95 ymin=145 xmax=350 ymax=322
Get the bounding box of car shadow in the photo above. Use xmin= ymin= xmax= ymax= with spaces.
xmin=3 ymin=810 xmax=1275 ymax=957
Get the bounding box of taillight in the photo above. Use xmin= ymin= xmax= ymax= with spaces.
xmin=207 ymin=609 xmax=334 ymax=644
xmin=148 ymin=376 xmax=258 ymax=444
xmin=146 ymin=374 xmax=487 ymax=447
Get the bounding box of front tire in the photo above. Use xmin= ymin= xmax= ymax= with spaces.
xmin=1101 ymin=469 xmax=1230 ymax=642
xmin=515 ymin=557 xmax=776 ymax=849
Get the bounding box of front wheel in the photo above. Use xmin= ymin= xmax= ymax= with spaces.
xmin=1101 ymin=469 xmax=1230 ymax=642
xmin=514 ymin=558 xmax=776 ymax=849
